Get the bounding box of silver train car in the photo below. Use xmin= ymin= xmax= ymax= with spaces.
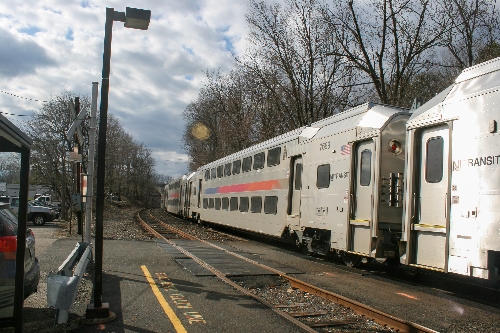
xmin=401 ymin=57 xmax=500 ymax=281
xmin=166 ymin=102 xmax=411 ymax=264
xmin=165 ymin=57 xmax=500 ymax=282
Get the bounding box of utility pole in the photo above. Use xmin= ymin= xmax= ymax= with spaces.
xmin=85 ymin=82 xmax=98 ymax=243
xmin=61 ymin=144 xmax=67 ymax=222
xmin=75 ymin=97 xmax=83 ymax=236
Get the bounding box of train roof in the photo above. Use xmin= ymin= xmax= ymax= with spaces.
xmin=199 ymin=102 xmax=408 ymax=170
xmin=165 ymin=172 xmax=196 ymax=188
xmin=306 ymin=102 xmax=408 ymax=141
xmin=408 ymin=56 xmax=500 ymax=128
xmin=200 ymin=126 xmax=307 ymax=170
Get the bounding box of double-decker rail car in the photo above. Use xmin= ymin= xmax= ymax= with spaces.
xmin=167 ymin=102 xmax=411 ymax=266
xmin=401 ymin=57 xmax=500 ymax=281
xmin=164 ymin=172 xmax=197 ymax=216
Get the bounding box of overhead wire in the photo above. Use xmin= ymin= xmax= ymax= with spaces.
xmin=0 ymin=90 xmax=45 ymax=117
xmin=1 ymin=90 xmax=47 ymax=102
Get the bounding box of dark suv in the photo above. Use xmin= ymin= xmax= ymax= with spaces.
xmin=0 ymin=203 xmax=40 ymax=317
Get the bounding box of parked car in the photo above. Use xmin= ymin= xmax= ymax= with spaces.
xmin=0 ymin=196 xmax=11 ymax=204
xmin=0 ymin=203 xmax=40 ymax=317
xmin=9 ymin=197 xmax=56 ymax=226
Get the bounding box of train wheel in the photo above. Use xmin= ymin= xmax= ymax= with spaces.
xmin=385 ymin=258 xmax=400 ymax=267
xmin=301 ymin=244 xmax=313 ymax=256
xmin=340 ymin=252 xmax=362 ymax=267
xmin=403 ymin=265 xmax=419 ymax=277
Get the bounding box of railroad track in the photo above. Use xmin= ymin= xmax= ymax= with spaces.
xmin=137 ymin=209 xmax=437 ymax=333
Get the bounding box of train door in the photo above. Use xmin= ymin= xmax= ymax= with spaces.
xmin=179 ymin=185 xmax=184 ymax=215
xmin=349 ymin=140 xmax=375 ymax=255
xmin=197 ymin=179 xmax=202 ymax=208
xmin=288 ymin=156 xmax=302 ymax=217
xmin=412 ymin=125 xmax=449 ymax=269
xmin=186 ymin=181 xmax=192 ymax=217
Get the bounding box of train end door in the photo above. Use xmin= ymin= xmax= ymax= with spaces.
xmin=287 ymin=155 xmax=303 ymax=223
xmin=409 ymin=124 xmax=450 ymax=270
xmin=348 ymin=140 xmax=375 ymax=256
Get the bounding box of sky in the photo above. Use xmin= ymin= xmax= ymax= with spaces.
xmin=0 ymin=0 xmax=253 ymax=178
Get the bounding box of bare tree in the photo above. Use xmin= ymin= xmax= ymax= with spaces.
xmin=104 ymin=114 xmax=157 ymax=205
xmin=323 ymin=0 xmax=444 ymax=106
xmin=242 ymin=0 xmax=355 ymax=128
xmin=0 ymin=153 xmax=21 ymax=184
xmin=24 ymin=91 xmax=91 ymax=218
xmin=439 ymin=0 xmax=500 ymax=69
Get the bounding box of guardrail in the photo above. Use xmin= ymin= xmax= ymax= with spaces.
xmin=47 ymin=242 xmax=93 ymax=324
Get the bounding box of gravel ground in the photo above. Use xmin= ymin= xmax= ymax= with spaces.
xmin=232 ymin=275 xmax=394 ymax=333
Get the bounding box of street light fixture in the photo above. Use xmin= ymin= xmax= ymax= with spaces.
xmin=88 ymin=7 xmax=151 ymax=321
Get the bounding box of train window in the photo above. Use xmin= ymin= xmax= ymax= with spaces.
xmin=242 ymin=156 xmax=252 ymax=172
xmin=426 ymin=137 xmax=444 ymax=183
xmin=317 ymin=164 xmax=330 ymax=189
xmin=267 ymin=147 xmax=281 ymax=167
xmin=360 ymin=150 xmax=372 ymax=186
xmin=264 ymin=196 xmax=278 ymax=214
xmin=254 ymin=152 xmax=265 ymax=169
xmin=232 ymin=160 xmax=241 ymax=174
xmin=230 ymin=197 xmax=238 ymax=211
xmin=208 ymin=198 xmax=214 ymax=209
xmin=205 ymin=170 xmax=210 ymax=181
xmin=295 ymin=163 xmax=302 ymax=190
xmin=224 ymin=163 xmax=232 ymax=177
xmin=203 ymin=198 xmax=208 ymax=209
xmin=211 ymin=168 xmax=216 ymax=179
xmin=222 ymin=197 xmax=229 ymax=210
xmin=251 ymin=196 xmax=262 ymax=213
xmin=217 ymin=165 xmax=223 ymax=178
xmin=215 ymin=198 xmax=221 ymax=210
xmin=240 ymin=197 xmax=249 ymax=212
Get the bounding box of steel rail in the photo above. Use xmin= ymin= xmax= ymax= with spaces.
xmin=144 ymin=209 xmax=438 ymax=333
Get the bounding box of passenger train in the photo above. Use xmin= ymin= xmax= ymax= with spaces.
xmin=163 ymin=57 xmax=500 ymax=282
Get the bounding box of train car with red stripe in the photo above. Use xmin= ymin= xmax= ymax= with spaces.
xmin=164 ymin=172 xmax=197 ymax=217
xmin=167 ymin=102 xmax=410 ymax=266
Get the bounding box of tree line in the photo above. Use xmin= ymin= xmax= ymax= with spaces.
xmin=0 ymin=90 xmax=161 ymax=219
xmin=183 ymin=0 xmax=500 ymax=170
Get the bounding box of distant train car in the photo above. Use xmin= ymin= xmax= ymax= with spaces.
xmin=401 ymin=58 xmax=500 ymax=281
xmin=164 ymin=172 xmax=197 ymax=217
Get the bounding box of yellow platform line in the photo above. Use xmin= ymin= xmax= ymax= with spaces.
xmin=141 ymin=265 xmax=188 ymax=333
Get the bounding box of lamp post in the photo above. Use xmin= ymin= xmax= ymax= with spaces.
xmin=87 ymin=7 xmax=151 ymax=320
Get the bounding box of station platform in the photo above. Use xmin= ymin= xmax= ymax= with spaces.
xmin=33 ymin=236 xmax=305 ymax=333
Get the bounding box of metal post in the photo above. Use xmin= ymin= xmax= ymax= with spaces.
xmin=88 ymin=6 xmax=150 ymax=320
xmin=13 ymin=147 xmax=30 ymax=333
xmin=93 ymin=6 xmax=113 ymax=313
xmin=86 ymin=82 xmax=98 ymax=244
xmin=61 ymin=144 xmax=67 ymax=221
xmin=75 ymin=97 xmax=83 ymax=236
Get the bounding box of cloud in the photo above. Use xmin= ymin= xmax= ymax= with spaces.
xmin=0 ymin=27 xmax=56 ymax=77
xmin=0 ymin=0 xmax=251 ymax=178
